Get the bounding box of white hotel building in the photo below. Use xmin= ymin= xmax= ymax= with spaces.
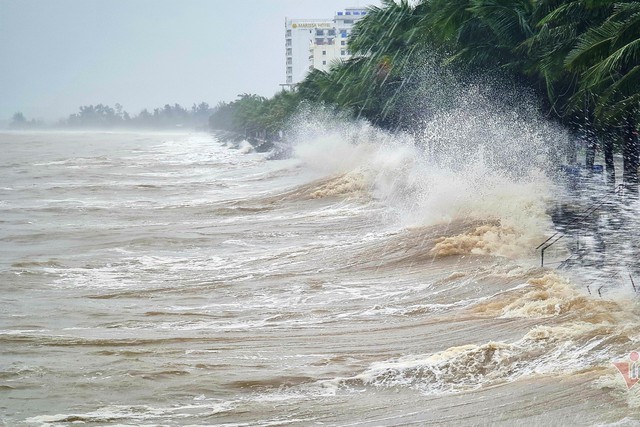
xmin=284 ymin=7 xmax=367 ymax=87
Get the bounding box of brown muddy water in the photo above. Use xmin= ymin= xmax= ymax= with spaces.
xmin=1 ymin=129 xmax=639 ymax=426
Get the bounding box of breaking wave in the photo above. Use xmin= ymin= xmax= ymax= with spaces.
xmin=283 ymin=96 xmax=561 ymax=261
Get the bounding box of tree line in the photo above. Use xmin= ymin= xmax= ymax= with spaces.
xmin=209 ymin=0 xmax=640 ymax=187
xmin=208 ymin=92 xmax=299 ymax=141
xmin=10 ymin=102 xmax=214 ymax=130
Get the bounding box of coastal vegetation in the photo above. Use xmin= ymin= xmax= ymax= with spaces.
xmin=9 ymin=112 xmax=45 ymax=129
xmin=9 ymin=102 xmax=214 ymax=130
xmin=209 ymin=0 xmax=640 ymax=188
xmin=208 ymin=92 xmax=300 ymax=141
xmin=64 ymin=102 xmax=214 ymax=129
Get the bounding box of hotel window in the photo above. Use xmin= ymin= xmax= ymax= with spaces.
xmin=340 ymin=30 xmax=347 ymax=37
xmin=341 ymin=40 xmax=346 ymax=46
xmin=315 ymin=38 xmax=324 ymax=45
xmin=344 ymin=20 xmax=353 ymax=24
xmin=322 ymin=60 xmax=326 ymax=65
xmin=286 ymin=39 xmax=291 ymax=47
xmin=286 ymin=48 xmax=292 ymax=55
xmin=286 ymin=30 xmax=291 ymax=37
xmin=316 ymin=29 xmax=324 ymax=36
xmin=328 ymin=29 xmax=335 ymax=36
xmin=337 ymin=11 xmax=343 ymax=15
xmin=286 ymin=58 xmax=292 ymax=65
xmin=287 ymin=67 xmax=292 ymax=74
xmin=322 ymin=50 xmax=326 ymax=55
xmin=346 ymin=11 xmax=351 ymax=15
xmin=341 ymin=50 xmax=346 ymax=55
xmin=287 ymin=76 xmax=292 ymax=83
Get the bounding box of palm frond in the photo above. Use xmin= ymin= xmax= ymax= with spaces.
xmin=565 ymin=19 xmax=621 ymax=70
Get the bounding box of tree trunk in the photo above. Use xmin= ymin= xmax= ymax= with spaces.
xmin=567 ymin=137 xmax=577 ymax=165
xmin=585 ymin=139 xmax=596 ymax=171
xmin=603 ymin=135 xmax=615 ymax=186
xmin=584 ymin=119 xmax=597 ymax=173
xmin=623 ymin=115 xmax=639 ymax=193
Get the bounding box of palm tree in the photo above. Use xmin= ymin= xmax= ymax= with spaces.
xmin=297 ymin=0 xmax=423 ymax=129
xmin=565 ymin=1 xmax=640 ymax=187
xmin=512 ymin=1 xmax=620 ymax=179
xmin=520 ymin=1 xmax=609 ymax=112
xmin=346 ymin=0 xmax=428 ymax=127
xmin=350 ymin=0 xmax=422 ymax=62
xmin=420 ymin=0 xmax=536 ymax=73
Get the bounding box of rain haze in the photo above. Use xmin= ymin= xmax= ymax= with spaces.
xmin=0 ymin=0 xmax=377 ymax=122
xmin=3 ymin=0 xmax=640 ymax=425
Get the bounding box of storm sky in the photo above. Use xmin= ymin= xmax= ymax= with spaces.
xmin=0 ymin=0 xmax=377 ymax=121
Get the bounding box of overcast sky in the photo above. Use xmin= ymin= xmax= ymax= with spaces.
xmin=0 ymin=0 xmax=379 ymax=121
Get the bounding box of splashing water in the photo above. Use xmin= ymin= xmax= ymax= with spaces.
xmin=286 ymin=86 xmax=566 ymax=261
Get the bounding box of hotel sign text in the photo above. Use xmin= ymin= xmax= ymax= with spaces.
xmin=292 ymin=22 xmax=332 ymax=29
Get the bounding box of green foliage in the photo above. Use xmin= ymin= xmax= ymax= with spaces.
xmin=565 ymin=2 xmax=640 ymax=121
xmin=209 ymin=92 xmax=301 ymax=139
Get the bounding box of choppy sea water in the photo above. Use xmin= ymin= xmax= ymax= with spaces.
xmin=1 ymin=130 xmax=640 ymax=426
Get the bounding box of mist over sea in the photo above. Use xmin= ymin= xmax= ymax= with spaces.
xmin=1 ymin=129 xmax=640 ymax=426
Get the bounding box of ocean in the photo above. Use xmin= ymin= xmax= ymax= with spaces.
xmin=1 ymin=126 xmax=639 ymax=426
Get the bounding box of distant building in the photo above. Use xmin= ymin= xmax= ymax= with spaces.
xmin=283 ymin=7 xmax=368 ymax=88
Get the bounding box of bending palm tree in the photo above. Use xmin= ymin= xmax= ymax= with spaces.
xmin=566 ymin=2 xmax=640 ymax=188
